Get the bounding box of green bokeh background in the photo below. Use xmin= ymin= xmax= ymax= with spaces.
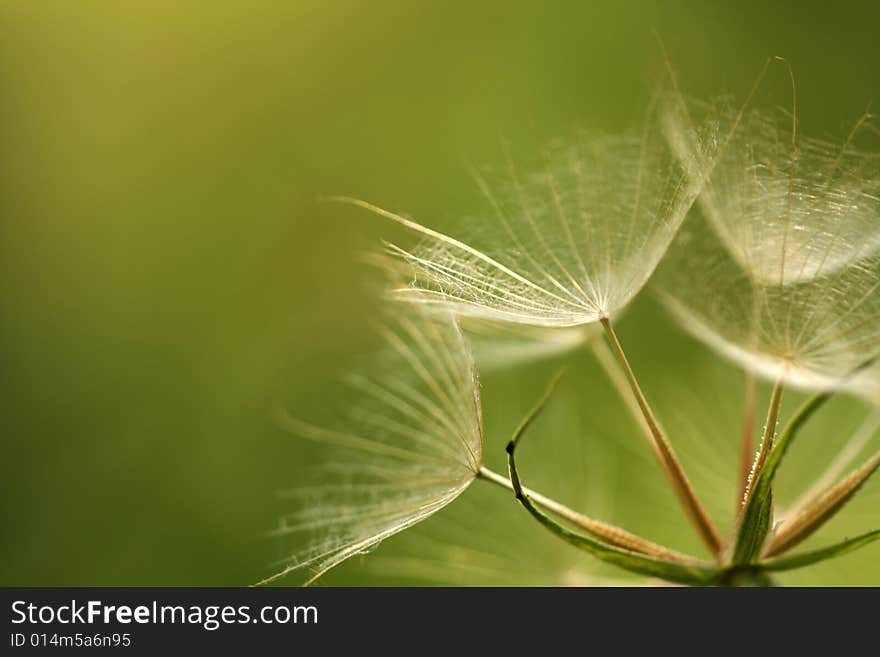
xmin=2 ymin=1 xmax=878 ymax=586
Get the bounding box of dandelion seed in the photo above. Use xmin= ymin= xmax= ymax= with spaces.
xmin=336 ymin=102 xmax=715 ymax=327
xmin=664 ymin=98 xmax=880 ymax=286
xmin=657 ymin=196 xmax=880 ymax=395
xmin=261 ymin=308 xmax=483 ymax=586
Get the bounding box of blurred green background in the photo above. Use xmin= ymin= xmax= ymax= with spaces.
xmin=2 ymin=1 xmax=879 ymax=586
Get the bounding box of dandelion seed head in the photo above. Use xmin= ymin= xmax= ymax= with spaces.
xmin=264 ymin=307 xmax=483 ymax=585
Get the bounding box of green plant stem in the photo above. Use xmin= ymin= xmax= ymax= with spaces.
xmin=744 ymin=379 xmax=784 ymax=502
xmin=731 ymin=391 xmax=829 ymax=565
xmin=479 ymin=370 xmax=701 ymax=563
xmin=476 ymin=466 xmax=693 ymax=561
xmin=737 ymin=371 xmax=757 ymax=511
xmin=503 ymin=441 xmax=720 ymax=585
xmin=477 ymin=465 xmax=608 ymax=531
xmin=599 ymin=317 xmax=722 ymax=557
xmin=718 ymin=567 xmax=777 ymax=587
xmin=760 ymin=529 xmax=880 ymax=572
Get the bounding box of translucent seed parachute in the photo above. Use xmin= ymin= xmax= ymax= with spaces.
xmin=657 ymin=208 xmax=880 ymax=394
xmin=343 ymin=102 xmax=716 ymax=328
xmin=262 ymin=308 xmax=482 ymax=585
xmin=657 ymin=99 xmax=880 ymax=395
xmin=365 ymin=251 xmax=598 ymax=370
xmin=664 ymin=99 xmax=880 ymax=286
